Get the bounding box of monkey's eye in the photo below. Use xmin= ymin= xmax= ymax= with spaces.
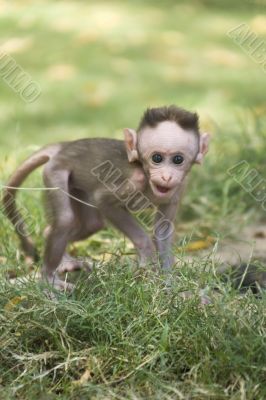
xmin=152 ymin=153 xmax=163 ymax=164
xmin=173 ymin=154 xmax=184 ymax=165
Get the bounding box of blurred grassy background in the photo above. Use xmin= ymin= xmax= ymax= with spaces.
xmin=0 ymin=0 xmax=266 ymax=243
xmin=0 ymin=0 xmax=266 ymax=239
xmin=0 ymin=0 xmax=265 ymax=146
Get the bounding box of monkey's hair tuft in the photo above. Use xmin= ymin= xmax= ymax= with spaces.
xmin=137 ymin=105 xmax=199 ymax=134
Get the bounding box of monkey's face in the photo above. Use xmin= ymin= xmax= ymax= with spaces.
xmin=137 ymin=121 xmax=200 ymax=199
xmin=124 ymin=120 xmax=210 ymax=200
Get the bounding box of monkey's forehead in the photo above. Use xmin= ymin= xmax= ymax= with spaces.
xmin=138 ymin=121 xmax=198 ymax=155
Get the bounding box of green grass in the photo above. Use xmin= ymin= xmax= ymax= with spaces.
xmin=0 ymin=0 xmax=266 ymax=398
xmin=1 ymin=264 xmax=266 ymax=400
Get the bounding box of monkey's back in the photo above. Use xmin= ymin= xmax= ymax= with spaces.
xmin=60 ymin=138 xmax=128 ymax=164
xmin=54 ymin=138 xmax=142 ymax=195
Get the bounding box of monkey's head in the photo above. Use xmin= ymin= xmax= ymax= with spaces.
xmin=124 ymin=105 xmax=210 ymax=200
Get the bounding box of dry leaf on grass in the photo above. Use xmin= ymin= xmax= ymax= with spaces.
xmin=4 ymin=296 xmax=27 ymax=312
xmin=72 ymin=368 xmax=92 ymax=386
xmin=177 ymin=237 xmax=214 ymax=252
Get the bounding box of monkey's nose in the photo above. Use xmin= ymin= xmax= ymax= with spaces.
xmin=162 ymin=175 xmax=172 ymax=183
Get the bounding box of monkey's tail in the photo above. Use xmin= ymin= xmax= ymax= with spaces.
xmin=1 ymin=144 xmax=61 ymax=262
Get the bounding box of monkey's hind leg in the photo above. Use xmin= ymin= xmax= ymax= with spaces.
xmin=43 ymin=228 xmax=94 ymax=274
xmin=54 ymin=188 xmax=105 ymax=274
xmin=42 ymin=167 xmax=80 ymax=291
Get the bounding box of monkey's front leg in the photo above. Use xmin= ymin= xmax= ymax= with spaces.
xmin=155 ymin=201 xmax=211 ymax=303
xmin=103 ymin=206 xmax=157 ymax=268
xmin=153 ymin=201 xmax=178 ymax=271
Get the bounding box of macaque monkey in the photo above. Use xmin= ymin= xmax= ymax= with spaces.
xmin=2 ymin=105 xmax=210 ymax=290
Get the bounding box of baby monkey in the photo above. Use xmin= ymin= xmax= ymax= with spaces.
xmin=3 ymin=105 xmax=209 ymax=290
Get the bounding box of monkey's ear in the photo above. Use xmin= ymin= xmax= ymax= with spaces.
xmin=124 ymin=128 xmax=139 ymax=163
xmin=195 ymin=132 xmax=210 ymax=164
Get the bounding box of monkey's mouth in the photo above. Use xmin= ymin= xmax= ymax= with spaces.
xmin=155 ymin=185 xmax=171 ymax=194
xmin=150 ymin=181 xmax=174 ymax=197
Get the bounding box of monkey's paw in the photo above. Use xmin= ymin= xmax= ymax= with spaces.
xmin=42 ymin=273 xmax=75 ymax=293
xmin=57 ymin=254 xmax=93 ymax=274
